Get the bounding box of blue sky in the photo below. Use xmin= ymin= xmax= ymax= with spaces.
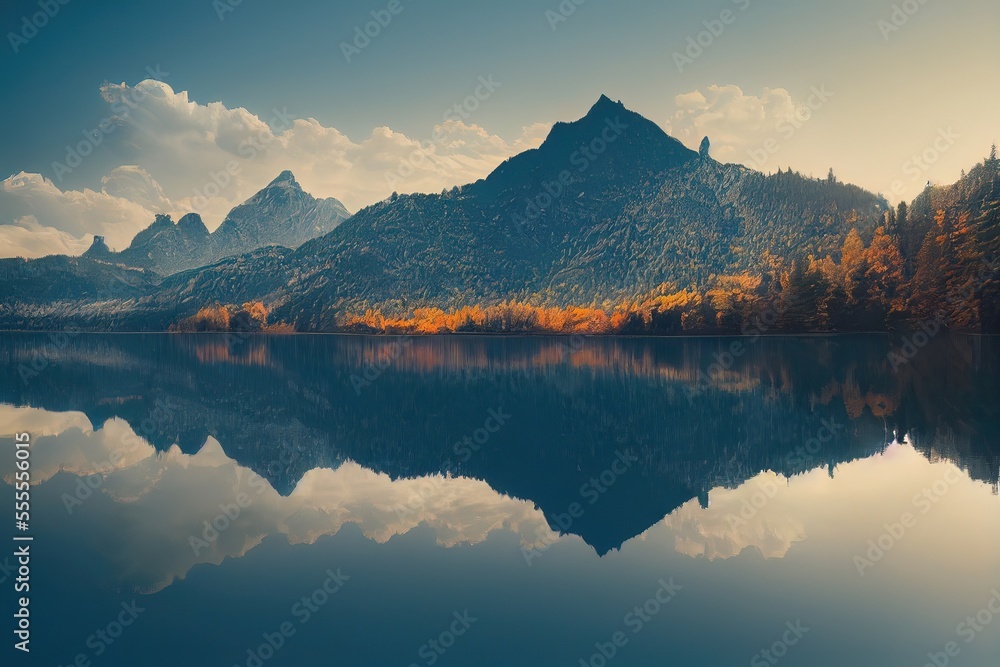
xmin=1 ymin=0 xmax=997 ymax=256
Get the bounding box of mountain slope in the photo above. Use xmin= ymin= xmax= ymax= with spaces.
xmin=0 ymin=97 xmax=892 ymax=331
xmin=109 ymin=213 xmax=214 ymax=275
xmin=263 ymin=97 xmax=884 ymax=328
xmin=211 ymin=170 xmax=351 ymax=260
xmin=90 ymin=171 xmax=351 ymax=276
xmin=0 ymin=254 xmax=160 ymax=330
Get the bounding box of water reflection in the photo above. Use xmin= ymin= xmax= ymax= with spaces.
xmin=1 ymin=403 xmax=997 ymax=593
xmin=0 ymin=407 xmax=558 ymax=593
xmin=0 ymin=333 xmax=998 ymax=666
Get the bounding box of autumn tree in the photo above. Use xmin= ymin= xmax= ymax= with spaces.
xmin=836 ymin=228 xmax=870 ymax=329
xmin=864 ymin=226 xmax=906 ymax=324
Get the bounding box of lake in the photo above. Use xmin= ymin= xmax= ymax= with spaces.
xmin=1 ymin=333 xmax=998 ymax=667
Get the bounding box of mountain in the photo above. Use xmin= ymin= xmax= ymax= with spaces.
xmin=0 ymin=253 xmax=159 ymax=330
xmin=105 ymin=213 xmax=214 ymax=275
xmin=211 ymin=170 xmax=351 ymax=260
xmin=8 ymin=96 xmax=976 ymax=332
xmin=260 ymin=96 xmax=885 ymax=328
xmin=90 ymin=171 xmax=351 ymax=276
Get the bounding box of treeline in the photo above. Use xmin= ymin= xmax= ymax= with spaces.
xmin=342 ymin=149 xmax=1000 ymax=335
xmin=169 ymin=302 xmax=294 ymax=333
xmin=177 ymin=150 xmax=999 ymax=336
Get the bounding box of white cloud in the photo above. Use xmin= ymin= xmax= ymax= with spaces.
xmin=0 ymin=172 xmax=160 ymax=256
xmin=0 ymin=404 xmax=94 ymax=438
xmin=0 ymin=216 xmax=93 ymax=258
xmin=661 ymin=471 xmax=807 ymax=560
xmin=100 ymin=165 xmax=173 ymax=213
xmin=665 ymin=84 xmax=811 ymax=166
xmin=102 ymin=80 xmax=548 ymax=218
xmin=0 ymin=80 xmax=550 ymax=259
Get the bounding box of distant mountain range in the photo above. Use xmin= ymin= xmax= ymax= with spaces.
xmin=82 ymin=170 xmax=350 ymax=276
xmin=0 ymin=96 xmax=996 ymax=332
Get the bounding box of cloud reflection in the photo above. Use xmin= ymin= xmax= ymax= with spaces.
xmin=0 ymin=405 xmax=558 ymax=592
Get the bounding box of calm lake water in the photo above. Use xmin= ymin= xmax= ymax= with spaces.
xmin=1 ymin=333 xmax=998 ymax=667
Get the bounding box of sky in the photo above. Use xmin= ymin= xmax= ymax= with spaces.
xmin=0 ymin=0 xmax=997 ymax=257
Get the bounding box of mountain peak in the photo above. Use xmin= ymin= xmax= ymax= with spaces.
xmin=587 ymin=94 xmax=624 ymax=116
xmin=177 ymin=213 xmax=210 ymax=237
xmin=268 ymin=170 xmax=299 ymax=188
xmin=700 ymin=136 xmax=711 ymax=159
xmin=83 ymin=235 xmax=112 ymax=258
xmin=479 ymin=95 xmax=698 ymax=197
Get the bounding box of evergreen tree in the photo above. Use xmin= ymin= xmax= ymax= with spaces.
xmin=779 ymin=259 xmax=826 ymax=330
xmin=909 ymin=229 xmax=947 ymax=321
xmin=972 ymin=193 xmax=1000 ymax=329
xmin=943 ymin=212 xmax=984 ymax=329
xmin=896 ymin=202 xmax=908 ymax=232
xmin=975 ymin=186 xmax=1000 ymax=259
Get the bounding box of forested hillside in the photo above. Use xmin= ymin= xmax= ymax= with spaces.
xmin=0 ymin=99 xmax=996 ymax=334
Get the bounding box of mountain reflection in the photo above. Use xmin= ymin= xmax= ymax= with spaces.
xmin=0 ymin=407 xmax=558 ymax=592
xmin=2 ymin=405 xmax=996 ymax=598
xmin=0 ymin=333 xmax=997 ymax=561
